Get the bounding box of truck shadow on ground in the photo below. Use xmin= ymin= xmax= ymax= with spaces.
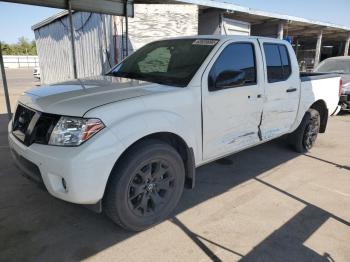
xmin=173 ymin=175 xmax=348 ymax=262
xmin=0 ymin=114 xmax=348 ymax=262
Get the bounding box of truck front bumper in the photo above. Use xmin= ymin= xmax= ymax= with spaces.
xmin=8 ymin=122 xmax=124 ymax=205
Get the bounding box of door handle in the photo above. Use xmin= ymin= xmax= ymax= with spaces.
xmin=248 ymin=94 xmax=263 ymax=99
xmin=286 ymin=88 xmax=297 ymax=93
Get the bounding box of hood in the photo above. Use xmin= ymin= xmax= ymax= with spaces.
xmin=18 ymin=76 xmax=178 ymax=116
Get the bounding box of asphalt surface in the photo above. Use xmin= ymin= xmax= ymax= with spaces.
xmin=0 ymin=114 xmax=349 ymax=262
xmin=0 ymin=70 xmax=349 ymax=262
xmin=0 ymin=68 xmax=40 ymax=114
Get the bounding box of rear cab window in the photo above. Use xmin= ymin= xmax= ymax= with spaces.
xmin=263 ymin=43 xmax=291 ymax=83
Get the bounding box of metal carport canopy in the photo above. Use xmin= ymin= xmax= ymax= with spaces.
xmin=1 ymin=0 xmax=134 ymax=16
xmin=0 ymin=0 xmax=135 ymax=120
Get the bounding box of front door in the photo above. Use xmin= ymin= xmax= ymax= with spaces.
xmin=202 ymin=40 xmax=264 ymax=160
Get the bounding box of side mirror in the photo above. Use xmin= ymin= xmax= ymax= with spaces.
xmin=215 ymin=70 xmax=246 ymax=89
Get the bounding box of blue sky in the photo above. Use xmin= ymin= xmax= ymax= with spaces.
xmin=0 ymin=0 xmax=349 ymax=43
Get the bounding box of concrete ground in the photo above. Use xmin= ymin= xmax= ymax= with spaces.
xmin=0 ymin=68 xmax=40 ymax=114
xmin=0 ymin=112 xmax=349 ymax=262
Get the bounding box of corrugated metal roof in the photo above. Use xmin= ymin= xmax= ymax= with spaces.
xmin=32 ymin=10 xmax=71 ymax=31
xmin=2 ymin=0 xmax=133 ymax=17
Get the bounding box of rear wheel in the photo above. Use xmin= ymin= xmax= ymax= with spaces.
xmin=288 ymin=109 xmax=320 ymax=153
xmin=103 ymin=139 xmax=185 ymax=231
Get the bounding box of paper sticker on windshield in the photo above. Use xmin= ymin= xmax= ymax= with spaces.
xmin=192 ymin=39 xmax=218 ymax=46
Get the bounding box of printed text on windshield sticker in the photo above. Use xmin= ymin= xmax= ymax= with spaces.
xmin=192 ymin=39 xmax=218 ymax=46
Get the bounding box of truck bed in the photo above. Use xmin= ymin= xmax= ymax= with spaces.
xmin=299 ymin=72 xmax=340 ymax=116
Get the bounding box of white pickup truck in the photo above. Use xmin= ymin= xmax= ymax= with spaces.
xmin=8 ymin=36 xmax=341 ymax=231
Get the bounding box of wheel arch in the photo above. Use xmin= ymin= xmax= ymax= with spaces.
xmin=106 ymin=132 xmax=196 ymax=197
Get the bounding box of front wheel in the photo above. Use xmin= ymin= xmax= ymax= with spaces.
xmin=103 ymin=139 xmax=185 ymax=232
xmin=288 ymin=109 xmax=321 ymax=153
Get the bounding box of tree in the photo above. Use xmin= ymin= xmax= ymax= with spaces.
xmin=0 ymin=42 xmax=12 ymax=55
xmin=1 ymin=37 xmax=37 ymax=55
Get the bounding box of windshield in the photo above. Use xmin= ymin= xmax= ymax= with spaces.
xmin=107 ymin=39 xmax=219 ymax=87
xmin=315 ymin=59 xmax=350 ymax=74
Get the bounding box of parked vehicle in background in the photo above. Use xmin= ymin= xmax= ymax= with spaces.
xmin=315 ymin=56 xmax=350 ymax=112
xmin=9 ymin=36 xmax=341 ymax=231
xmin=33 ymin=67 xmax=40 ymax=79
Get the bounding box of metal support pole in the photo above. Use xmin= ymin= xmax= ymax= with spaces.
xmin=295 ymin=39 xmax=300 ymax=58
xmin=0 ymin=42 xmax=12 ymax=120
xmin=68 ymin=0 xmax=78 ymax=79
xmin=277 ymin=21 xmax=284 ymax=40
xmin=344 ymin=33 xmax=350 ymax=56
xmin=124 ymin=1 xmax=129 ymax=57
xmin=314 ymin=30 xmax=323 ymax=68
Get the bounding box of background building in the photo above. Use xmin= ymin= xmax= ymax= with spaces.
xmin=32 ymin=2 xmax=350 ymax=84
xmin=32 ymin=4 xmax=198 ymax=84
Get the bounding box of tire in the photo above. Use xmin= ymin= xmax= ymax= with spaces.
xmin=288 ymin=109 xmax=321 ymax=153
xmin=103 ymin=139 xmax=185 ymax=232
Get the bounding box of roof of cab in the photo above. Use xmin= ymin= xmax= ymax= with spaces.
xmin=161 ymin=35 xmax=289 ymax=43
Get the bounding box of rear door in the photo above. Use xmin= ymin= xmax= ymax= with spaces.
xmin=258 ymin=39 xmax=300 ymax=140
xmin=202 ymin=39 xmax=264 ymax=160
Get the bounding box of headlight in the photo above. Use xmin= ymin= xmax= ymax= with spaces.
xmin=49 ymin=116 xmax=105 ymax=146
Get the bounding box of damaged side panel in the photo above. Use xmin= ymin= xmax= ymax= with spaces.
xmin=257 ymin=111 xmax=263 ymax=141
xmin=201 ymin=38 xmax=265 ymax=161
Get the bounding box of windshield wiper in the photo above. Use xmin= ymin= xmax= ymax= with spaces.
xmin=107 ymin=71 xmax=185 ymax=87
xmin=108 ymin=71 xmax=148 ymax=81
xmin=155 ymin=78 xmax=185 ymax=87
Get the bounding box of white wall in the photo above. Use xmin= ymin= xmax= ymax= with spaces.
xmin=111 ymin=4 xmax=198 ymax=63
xmin=3 ymin=55 xmax=39 ymax=69
xmin=221 ymin=18 xmax=250 ymax=36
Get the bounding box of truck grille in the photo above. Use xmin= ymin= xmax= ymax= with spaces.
xmin=12 ymin=104 xmax=60 ymax=146
xmin=12 ymin=105 xmax=36 ymax=143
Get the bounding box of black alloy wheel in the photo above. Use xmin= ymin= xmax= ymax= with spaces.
xmin=127 ymin=159 xmax=175 ymax=217
xmin=288 ymin=108 xmax=320 ymax=153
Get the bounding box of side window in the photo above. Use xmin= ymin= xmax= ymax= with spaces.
xmin=208 ymin=43 xmax=257 ymax=91
xmin=279 ymin=45 xmax=292 ymax=79
xmin=263 ymin=43 xmax=291 ymax=83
